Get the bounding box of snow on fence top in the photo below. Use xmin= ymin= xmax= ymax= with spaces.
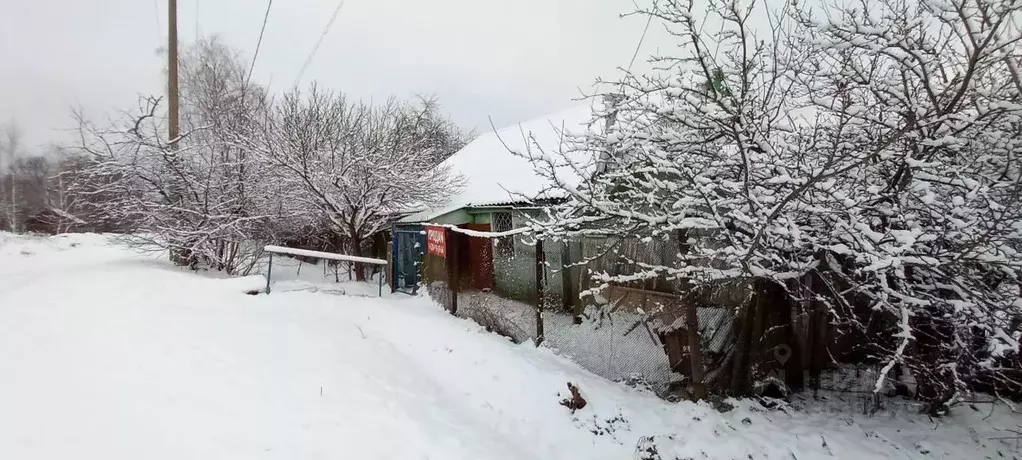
xmin=263 ymin=245 xmax=387 ymax=265
xmin=424 ymin=223 xmax=529 ymax=238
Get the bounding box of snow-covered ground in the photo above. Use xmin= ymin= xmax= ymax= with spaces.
xmin=1 ymin=233 xmax=1019 ymax=459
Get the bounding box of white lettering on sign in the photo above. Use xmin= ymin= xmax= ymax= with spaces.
xmin=426 ymin=226 xmax=447 ymax=257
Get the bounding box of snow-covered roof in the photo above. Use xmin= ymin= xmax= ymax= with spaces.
xmin=400 ymin=103 xmax=598 ymax=224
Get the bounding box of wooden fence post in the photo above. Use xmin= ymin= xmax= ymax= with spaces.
xmin=265 ymin=253 xmax=273 ymax=294
xmin=388 ymin=236 xmax=397 ymax=294
xmin=686 ymin=299 xmax=706 ymax=400
xmin=535 ymin=239 xmax=545 ymax=345
xmin=450 ymin=231 xmax=459 ymax=315
xmin=560 ymin=241 xmax=573 ymax=315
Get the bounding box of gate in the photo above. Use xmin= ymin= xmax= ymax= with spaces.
xmin=392 ymin=228 xmax=426 ymax=294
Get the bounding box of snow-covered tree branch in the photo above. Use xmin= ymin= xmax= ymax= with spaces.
xmin=69 ymin=38 xmax=275 ymax=274
xmin=524 ymin=0 xmax=1022 ymax=410
xmin=240 ymin=85 xmax=464 ymax=279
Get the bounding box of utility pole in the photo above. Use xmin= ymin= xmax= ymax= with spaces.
xmin=165 ymin=0 xmax=185 ymax=266
xmin=168 ymin=0 xmax=180 ymax=150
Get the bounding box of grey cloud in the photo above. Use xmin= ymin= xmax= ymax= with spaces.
xmin=0 ymin=0 xmax=665 ymax=149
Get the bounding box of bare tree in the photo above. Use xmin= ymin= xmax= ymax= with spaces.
xmin=0 ymin=130 xmax=96 ymax=234
xmin=67 ymin=36 xmax=466 ymax=278
xmin=525 ymin=0 xmax=1022 ymax=411
xmin=0 ymin=122 xmax=22 ymax=232
xmin=70 ymin=37 xmax=273 ymax=274
xmin=38 ymin=148 xmax=115 ymax=234
xmin=787 ymin=0 xmax=1022 ymax=414
xmin=12 ymin=156 xmax=51 ymax=225
xmin=244 ymin=85 xmax=464 ymax=279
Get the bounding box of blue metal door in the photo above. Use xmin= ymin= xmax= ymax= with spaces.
xmin=393 ymin=229 xmax=425 ymax=294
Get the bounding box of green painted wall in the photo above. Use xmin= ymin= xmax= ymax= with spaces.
xmin=402 ymin=206 xmax=577 ymax=312
xmin=468 ymin=211 xmax=491 ymax=225
xmin=427 ymin=209 xmax=472 ymax=225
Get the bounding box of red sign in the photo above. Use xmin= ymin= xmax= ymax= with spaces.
xmin=426 ymin=226 xmax=447 ymax=257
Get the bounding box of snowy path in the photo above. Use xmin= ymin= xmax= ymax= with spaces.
xmin=0 ymin=236 xmax=537 ymax=458
xmin=0 ymin=234 xmax=1015 ymax=459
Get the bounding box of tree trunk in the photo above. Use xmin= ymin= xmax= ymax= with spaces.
xmin=730 ymin=300 xmax=755 ymax=395
xmin=449 ymin=230 xmax=459 ymax=315
xmin=351 ymin=236 xmax=366 ymax=282
xmin=911 ymin=309 xmax=955 ymax=416
xmin=686 ymin=299 xmax=706 ymax=400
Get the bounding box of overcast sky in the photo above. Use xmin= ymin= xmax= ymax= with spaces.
xmin=0 ymin=0 xmax=670 ymax=151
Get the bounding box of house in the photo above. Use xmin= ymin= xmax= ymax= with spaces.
xmin=390 ymin=101 xmax=750 ymax=397
xmin=392 ymin=103 xmax=597 ymax=306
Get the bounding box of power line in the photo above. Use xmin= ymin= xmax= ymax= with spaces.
xmin=293 ymin=0 xmax=347 ymax=88
xmin=627 ymin=0 xmax=658 ymax=73
xmin=602 ymin=1 xmax=658 ymax=177
xmin=245 ymin=0 xmax=274 ymax=89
